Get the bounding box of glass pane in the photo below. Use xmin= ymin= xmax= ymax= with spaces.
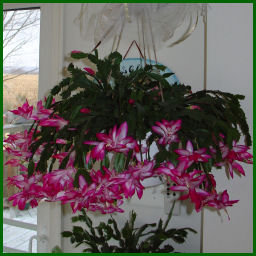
xmin=3 ymin=8 xmax=40 ymax=125
xmin=3 ymin=8 xmax=40 ymax=253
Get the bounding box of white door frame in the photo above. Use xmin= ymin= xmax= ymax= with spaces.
xmin=3 ymin=3 xmax=64 ymax=253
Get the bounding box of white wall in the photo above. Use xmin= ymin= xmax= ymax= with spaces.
xmin=62 ymin=3 xmax=205 ymax=92
xmin=202 ymin=3 xmax=253 ymax=253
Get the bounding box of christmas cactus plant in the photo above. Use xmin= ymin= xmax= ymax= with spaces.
xmin=5 ymin=50 xmax=253 ymax=219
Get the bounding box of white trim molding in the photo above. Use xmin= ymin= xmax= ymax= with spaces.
xmin=4 ymin=3 xmax=64 ymax=253
xmin=3 ymin=218 xmax=37 ymax=231
xmin=3 ymin=3 xmax=41 ymax=10
xmin=37 ymin=4 xmax=64 ymax=252
xmin=37 ymin=201 xmax=62 ymax=253
xmin=38 ymin=3 xmax=64 ymax=99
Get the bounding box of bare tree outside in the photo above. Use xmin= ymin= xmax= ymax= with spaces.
xmin=3 ymin=9 xmax=40 ymax=81
xmin=3 ymin=9 xmax=40 ymax=121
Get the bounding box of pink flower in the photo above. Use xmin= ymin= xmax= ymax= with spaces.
xmin=204 ymin=174 xmax=217 ymax=192
xmin=189 ymin=105 xmax=201 ymax=110
xmin=52 ymin=152 xmax=69 ymax=162
xmin=59 ymin=176 xmax=97 ymax=213
xmin=88 ymin=200 xmax=124 ymax=214
xmin=83 ymin=67 xmax=95 ymax=76
xmin=207 ymin=190 xmax=239 ymax=209
xmin=31 ymin=100 xmax=53 ymax=121
xmin=5 ymin=158 xmax=22 ymax=167
xmin=8 ymin=185 xmax=42 ymax=210
xmin=127 ymin=160 xmax=155 ymax=181
xmin=56 ymin=139 xmax=67 ymax=144
xmin=155 ymin=160 xmax=188 ymax=177
xmin=39 ymin=115 xmax=68 ymax=130
xmin=117 ymin=161 xmax=154 ymax=200
xmin=216 ymin=140 xmax=253 ymax=178
xmin=7 ymin=173 xmax=42 ymax=189
xmin=84 ymin=122 xmax=137 ymax=161
xmin=66 ymin=151 xmax=76 ymax=168
xmin=8 ymin=174 xmax=43 ymax=210
xmin=4 ymin=129 xmax=34 ymax=160
xmin=128 ymin=99 xmax=135 ymax=105
xmin=98 ymin=122 xmax=137 ymax=153
xmin=85 ymin=151 xmax=91 ymax=164
xmin=43 ymin=168 xmax=76 ymax=190
xmin=175 ymin=140 xmax=211 ymax=167
xmin=90 ymin=167 xmax=124 ymax=202
xmin=152 ymin=119 xmax=181 ymax=145
xmin=206 ymin=190 xmax=239 ymax=220
xmin=170 ymin=169 xmax=209 ymax=211
xmin=71 ymin=50 xmax=82 ymax=54
xmin=10 ymin=100 xmax=33 ymax=119
xmin=120 ymin=173 xmax=144 ymax=199
xmin=85 ymin=142 xmax=105 ymax=161
xmin=80 ymin=108 xmax=91 ymax=114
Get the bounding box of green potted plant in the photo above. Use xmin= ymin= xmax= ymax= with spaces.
xmin=5 ymin=50 xmax=253 ymax=251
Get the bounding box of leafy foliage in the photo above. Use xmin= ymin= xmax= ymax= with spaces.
xmin=6 ymin=49 xmax=252 ymax=215
xmin=61 ymin=204 xmax=196 ymax=253
xmin=27 ymin=50 xmax=251 ymax=177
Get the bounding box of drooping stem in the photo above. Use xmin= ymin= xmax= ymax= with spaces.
xmin=163 ymin=200 xmax=176 ymax=231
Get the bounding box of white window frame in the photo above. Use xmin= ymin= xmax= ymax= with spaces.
xmin=3 ymin=3 xmax=64 ymax=253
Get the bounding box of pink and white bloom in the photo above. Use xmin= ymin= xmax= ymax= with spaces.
xmin=216 ymin=140 xmax=253 ymax=178
xmin=43 ymin=168 xmax=76 ymax=190
xmin=31 ymin=100 xmax=53 ymax=121
xmin=10 ymin=100 xmax=33 ymax=119
xmin=84 ymin=122 xmax=137 ymax=161
xmin=204 ymin=173 xmax=217 ymax=192
xmin=7 ymin=174 xmax=41 ymax=189
xmin=207 ymin=190 xmax=239 ymax=209
xmin=90 ymin=167 xmax=124 ymax=203
xmin=5 ymin=158 xmax=23 ymax=167
xmin=59 ymin=176 xmax=97 ymax=213
xmin=175 ymin=140 xmax=211 ymax=167
xmin=56 ymin=139 xmax=68 ymax=144
xmin=170 ymin=169 xmax=209 ymax=211
xmin=152 ymin=119 xmax=182 ymax=145
xmin=4 ymin=129 xmax=34 ymax=160
xmin=39 ymin=115 xmax=68 ymax=130
xmin=8 ymin=174 xmax=43 ymax=210
xmin=117 ymin=161 xmax=154 ymax=200
xmin=88 ymin=199 xmax=124 ymax=214
xmin=8 ymin=189 xmax=40 ymax=210
xmin=155 ymin=160 xmax=189 ymax=177
xmin=120 ymin=172 xmax=144 ymax=199
xmin=52 ymin=152 xmax=69 ymax=163
xmin=127 ymin=160 xmax=155 ymax=181
xmin=206 ymin=190 xmax=239 ymax=220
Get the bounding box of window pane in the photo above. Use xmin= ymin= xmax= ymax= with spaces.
xmin=3 ymin=9 xmax=40 ymax=125
xmin=3 ymin=8 xmax=40 ymax=254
